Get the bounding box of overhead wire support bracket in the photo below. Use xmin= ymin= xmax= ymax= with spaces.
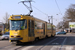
xmin=18 ymin=0 xmax=33 ymax=15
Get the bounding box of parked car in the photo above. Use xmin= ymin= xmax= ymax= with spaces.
xmin=0 ymin=32 xmax=9 ymax=40
xmin=56 ymin=31 xmax=66 ymax=35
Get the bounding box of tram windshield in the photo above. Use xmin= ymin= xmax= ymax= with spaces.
xmin=10 ymin=20 xmax=27 ymax=30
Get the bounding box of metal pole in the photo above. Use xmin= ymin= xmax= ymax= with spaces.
xmin=51 ymin=16 xmax=53 ymax=34
xmin=51 ymin=16 xmax=53 ymax=25
xmin=48 ymin=16 xmax=50 ymax=23
xmin=49 ymin=20 xmax=50 ymax=23
xmin=19 ymin=0 xmax=33 ymax=15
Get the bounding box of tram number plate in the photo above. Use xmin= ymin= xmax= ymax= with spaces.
xmin=14 ymin=36 xmax=16 ymax=37
xmin=14 ymin=33 xmax=17 ymax=35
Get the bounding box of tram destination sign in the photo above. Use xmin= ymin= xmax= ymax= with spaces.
xmin=15 ymin=16 xmax=21 ymax=19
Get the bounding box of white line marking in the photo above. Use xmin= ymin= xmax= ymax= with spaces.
xmin=36 ymin=38 xmax=58 ymax=50
xmin=50 ymin=46 xmax=73 ymax=50
xmin=4 ymin=45 xmax=13 ymax=48
xmin=50 ymin=46 xmax=60 ymax=50
xmin=22 ymin=46 xmax=34 ymax=50
xmin=61 ymin=37 xmax=67 ymax=46
xmin=52 ymin=43 xmax=59 ymax=45
xmin=66 ymin=46 xmax=73 ymax=50
xmin=4 ymin=44 xmax=16 ymax=48
xmin=60 ymin=37 xmax=67 ymax=50
xmin=9 ymin=46 xmax=22 ymax=50
xmin=22 ymin=38 xmax=58 ymax=50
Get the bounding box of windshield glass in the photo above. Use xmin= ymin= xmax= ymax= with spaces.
xmin=10 ymin=20 xmax=27 ymax=30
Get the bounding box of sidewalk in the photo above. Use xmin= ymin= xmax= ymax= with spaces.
xmin=67 ymin=32 xmax=75 ymax=34
xmin=68 ymin=32 xmax=75 ymax=33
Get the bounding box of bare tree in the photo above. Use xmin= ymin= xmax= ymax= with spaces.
xmin=3 ymin=12 xmax=9 ymax=24
xmin=63 ymin=4 xmax=75 ymax=28
xmin=57 ymin=21 xmax=64 ymax=29
xmin=3 ymin=12 xmax=9 ymax=29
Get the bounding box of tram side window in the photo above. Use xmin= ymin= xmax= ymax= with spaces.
xmin=20 ymin=20 xmax=27 ymax=29
xmin=35 ymin=21 xmax=43 ymax=29
xmin=24 ymin=20 xmax=27 ymax=29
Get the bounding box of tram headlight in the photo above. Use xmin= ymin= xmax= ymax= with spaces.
xmin=11 ymin=36 xmax=14 ymax=37
xmin=17 ymin=36 xmax=20 ymax=37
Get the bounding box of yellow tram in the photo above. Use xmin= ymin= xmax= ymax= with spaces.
xmin=9 ymin=15 xmax=56 ymax=43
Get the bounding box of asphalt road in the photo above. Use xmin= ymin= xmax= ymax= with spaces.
xmin=0 ymin=33 xmax=75 ymax=50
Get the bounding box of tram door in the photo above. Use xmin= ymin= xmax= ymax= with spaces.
xmin=28 ymin=20 xmax=35 ymax=41
xmin=43 ymin=23 xmax=45 ymax=35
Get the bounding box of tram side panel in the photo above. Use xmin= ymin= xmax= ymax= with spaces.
xmin=51 ymin=25 xmax=56 ymax=37
xmin=46 ymin=23 xmax=52 ymax=37
xmin=34 ymin=20 xmax=46 ymax=39
xmin=28 ymin=19 xmax=35 ymax=42
xmin=9 ymin=15 xmax=55 ymax=43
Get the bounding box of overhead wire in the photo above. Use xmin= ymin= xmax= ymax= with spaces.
xmin=31 ymin=0 xmax=62 ymax=16
xmin=55 ymin=0 xmax=62 ymax=15
xmin=32 ymin=5 xmax=58 ymax=21
xmin=31 ymin=1 xmax=61 ymax=21
xmin=19 ymin=1 xmax=49 ymax=18
xmin=32 ymin=5 xmax=49 ymax=16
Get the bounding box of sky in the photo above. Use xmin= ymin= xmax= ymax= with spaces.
xmin=0 ymin=0 xmax=75 ymax=26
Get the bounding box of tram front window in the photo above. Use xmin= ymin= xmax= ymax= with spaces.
xmin=10 ymin=20 xmax=27 ymax=30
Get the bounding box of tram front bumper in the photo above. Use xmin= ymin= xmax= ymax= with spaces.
xmin=9 ymin=38 xmax=23 ymax=40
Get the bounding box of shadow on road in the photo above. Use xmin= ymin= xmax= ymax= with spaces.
xmin=16 ymin=34 xmax=75 ymax=46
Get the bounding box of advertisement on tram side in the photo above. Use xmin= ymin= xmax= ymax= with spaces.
xmin=47 ymin=24 xmax=51 ymax=30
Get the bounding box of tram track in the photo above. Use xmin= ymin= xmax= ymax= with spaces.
xmin=0 ymin=36 xmax=64 ymax=50
xmin=21 ymin=37 xmax=58 ymax=50
xmin=49 ymin=37 xmax=67 ymax=50
xmin=36 ymin=38 xmax=58 ymax=50
xmin=34 ymin=37 xmax=67 ymax=50
xmin=21 ymin=36 xmax=67 ymax=50
xmin=0 ymin=33 xmax=75 ymax=50
xmin=11 ymin=37 xmax=57 ymax=50
xmin=59 ymin=37 xmax=67 ymax=50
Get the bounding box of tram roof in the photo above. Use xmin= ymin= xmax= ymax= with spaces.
xmin=26 ymin=15 xmax=47 ymax=22
xmin=10 ymin=14 xmax=51 ymax=23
